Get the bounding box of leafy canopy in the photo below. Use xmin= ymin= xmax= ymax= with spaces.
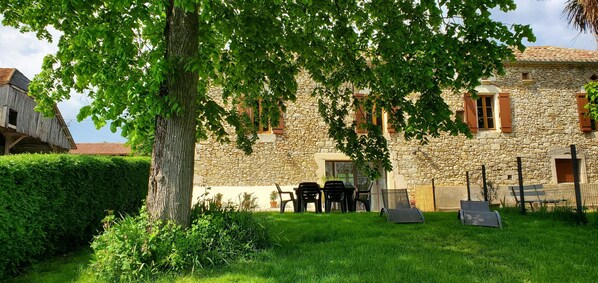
xmin=0 ymin=0 xmax=533 ymax=177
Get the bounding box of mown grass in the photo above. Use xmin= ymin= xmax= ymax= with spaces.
xmin=7 ymin=210 xmax=598 ymax=282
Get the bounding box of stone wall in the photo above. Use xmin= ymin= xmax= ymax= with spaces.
xmin=388 ymin=64 xmax=598 ymax=190
xmin=195 ymin=63 xmax=598 ymax=199
xmin=195 ymin=72 xmax=333 ymax=188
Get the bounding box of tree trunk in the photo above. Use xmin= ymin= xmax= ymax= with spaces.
xmin=146 ymin=2 xmax=199 ymax=228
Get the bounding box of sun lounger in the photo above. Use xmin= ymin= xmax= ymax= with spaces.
xmin=380 ymin=189 xmax=424 ymax=224
xmin=458 ymin=200 xmax=502 ymax=228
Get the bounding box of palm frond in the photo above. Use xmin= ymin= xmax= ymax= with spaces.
xmin=564 ymin=0 xmax=598 ymax=34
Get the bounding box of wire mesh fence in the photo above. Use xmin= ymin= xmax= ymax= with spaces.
xmin=414 ymin=182 xmax=598 ymax=212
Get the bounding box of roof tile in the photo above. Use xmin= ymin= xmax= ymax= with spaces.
xmin=70 ymin=143 xmax=132 ymax=156
xmin=513 ymin=46 xmax=598 ymax=63
xmin=0 ymin=68 xmax=15 ymax=85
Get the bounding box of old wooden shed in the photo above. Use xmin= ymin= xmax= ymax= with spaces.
xmin=0 ymin=68 xmax=76 ymax=154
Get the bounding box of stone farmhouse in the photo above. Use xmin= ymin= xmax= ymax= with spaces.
xmin=194 ymin=46 xmax=598 ymax=210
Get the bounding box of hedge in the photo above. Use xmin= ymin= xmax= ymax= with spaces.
xmin=0 ymin=154 xmax=150 ymax=278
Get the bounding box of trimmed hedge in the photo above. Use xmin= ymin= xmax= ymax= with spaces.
xmin=0 ymin=154 xmax=150 ymax=278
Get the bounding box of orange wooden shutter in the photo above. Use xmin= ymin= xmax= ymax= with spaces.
xmin=272 ymin=106 xmax=285 ymax=134
xmin=577 ymin=93 xmax=592 ymax=132
xmin=387 ymin=107 xmax=398 ymax=133
xmin=463 ymin=93 xmax=478 ymax=133
xmin=237 ymin=104 xmax=252 ymax=119
xmin=498 ymin=93 xmax=512 ymax=133
xmin=355 ymin=94 xmax=366 ymax=133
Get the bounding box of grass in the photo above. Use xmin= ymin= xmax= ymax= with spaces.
xmin=7 ymin=210 xmax=598 ymax=282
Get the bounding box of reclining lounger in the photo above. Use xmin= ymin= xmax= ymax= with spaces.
xmin=380 ymin=189 xmax=424 ymax=224
xmin=459 ymin=200 xmax=502 ymax=228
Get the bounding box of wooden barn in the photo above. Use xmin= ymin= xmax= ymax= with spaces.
xmin=0 ymin=68 xmax=76 ymax=155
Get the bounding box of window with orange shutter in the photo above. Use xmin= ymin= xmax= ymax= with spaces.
xmin=354 ymin=94 xmax=383 ymax=134
xmin=555 ymin=159 xmax=581 ymax=183
xmin=576 ymin=93 xmax=596 ymax=132
xmin=238 ymin=100 xmax=285 ymax=134
xmin=464 ymin=92 xmax=512 ymax=133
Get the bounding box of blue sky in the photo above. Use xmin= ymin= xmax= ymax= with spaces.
xmin=0 ymin=0 xmax=596 ymax=143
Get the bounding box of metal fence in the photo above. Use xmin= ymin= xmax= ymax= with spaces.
xmin=414 ymin=182 xmax=598 ymax=212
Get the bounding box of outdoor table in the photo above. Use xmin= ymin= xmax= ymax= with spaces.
xmin=344 ymin=184 xmax=356 ymax=212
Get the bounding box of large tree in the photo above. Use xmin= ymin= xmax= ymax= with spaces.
xmin=0 ymin=0 xmax=533 ymax=227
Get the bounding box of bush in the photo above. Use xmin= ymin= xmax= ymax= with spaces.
xmin=0 ymin=154 xmax=150 ymax=278
xmin=90 ymin=198 xmax=271 ymax=282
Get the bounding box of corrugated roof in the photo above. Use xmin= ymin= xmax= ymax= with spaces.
xmin=513 ymin=46 xmax=598 ymax=63
xmin=70 ymin=143 xmax=131 ymax=156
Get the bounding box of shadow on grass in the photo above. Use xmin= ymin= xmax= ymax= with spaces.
xmin=7 ymin=211 xmax=598 ymax=283
xmin=7 ymin=248 xmax=93 ymax=283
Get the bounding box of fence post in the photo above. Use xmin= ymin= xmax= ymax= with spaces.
xmin=517 ymin=157 xmax=526 ymax=215
xmin=482 ymin=165 xmax=488 ymax=202
xmin=432 ymin=178 xmax=436 ymax=212
xmin=466 ymin=171 xmax=471 ymax=201
xmin=570 ymin=145 xmax=585 ymax=222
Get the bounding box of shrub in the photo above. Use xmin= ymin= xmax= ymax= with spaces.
xmin=90 ymin=199 xmax=271 ymax=282
xmin=0 ymin=154 xmax=150 ymax=278
xmin=238 ymin=192 xmax=259 ymax=211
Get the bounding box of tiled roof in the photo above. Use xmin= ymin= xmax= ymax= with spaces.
xmin=513 ymin=46 xmax=598 ymax=63
xmin=0 ymin=68 xmax=16 ymax=85
xmin=70 ymin=143 xmax=132 ymax=156
xmin=0 ymin=68 xmax=30 ymax=91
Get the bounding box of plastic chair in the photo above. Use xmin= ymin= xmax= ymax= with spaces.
xmin=354 ymin=182 xmax=373 ymax=212
xmin=297 ymin=182 xmax=322 ymax=213
xmin=322 ymin=180 xmax=347 ymax=213
xmin=275 ymin=183 xmax=297 ymax=213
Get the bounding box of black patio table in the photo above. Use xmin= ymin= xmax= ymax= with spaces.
xmin=344 ymin=183 xmax=356 ymax=212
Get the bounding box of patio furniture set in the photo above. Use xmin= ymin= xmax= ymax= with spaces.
xmin=275 ymin=181 xmax=426 ymax=224
xmin=275 ymin=181 xmax=372 ymax=213
xmin=277 ymin=182 xmax=571 ymax=228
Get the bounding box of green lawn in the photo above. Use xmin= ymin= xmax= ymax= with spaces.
xmin=7 ymin=210 xmax=598 ymax=282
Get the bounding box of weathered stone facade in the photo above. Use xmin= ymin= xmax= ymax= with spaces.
xmin=195 ymin=47 xmax=598 ymax=209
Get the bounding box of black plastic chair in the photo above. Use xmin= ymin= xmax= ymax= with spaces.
xmin=297 ymin=182 xmax=322 ymax=213
xmin=322 ymin=180 xmax=347 ymax=213
xmin=354 ymin=182 xmax=373 ymax=212
xmin=275 ymin=183 xmax=297 ymax=213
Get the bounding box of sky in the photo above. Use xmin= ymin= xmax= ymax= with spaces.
xmin=0 ymin=0 xmax=596 ymax=144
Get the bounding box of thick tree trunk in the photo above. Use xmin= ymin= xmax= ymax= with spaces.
xmin=147 ymin=3 xmax=199 ymax=228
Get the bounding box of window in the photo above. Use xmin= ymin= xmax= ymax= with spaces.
xmin=6 ymin=108 xmax=17 ymax=129
xmin=239 ymin=100 xmax=284 ymax=134
xmin=355 ymin=93 xmax=384 ymax=134
xmin=550 ymin=148 xmax=587 ymax=184
xmin=325 ymin=161 xmax=379 ymax=191
xmin=556 ymin=159 xmax=573 ymax=183
xmin=555 ymin=159 xmax=578 ymax=183
xmin=463 ymin=92 xmax=512 ymax=133
xmin=577 ymin=92 xmax=596 ymax=133
xmin=476 ymin=95 xmax=495 ymax=130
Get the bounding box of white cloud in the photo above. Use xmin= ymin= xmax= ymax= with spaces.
xmin=0 ymin=25 xmax=56 ymax=78
xmin=0 ymin=24 xmax=124 ymax=143
xmin=492 ymin=0 xmax=596 ymax=49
